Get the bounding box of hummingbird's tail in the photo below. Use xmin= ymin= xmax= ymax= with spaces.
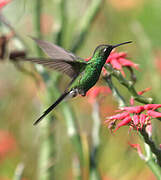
xmin=33 ymin=91 xmax=70 ymax=126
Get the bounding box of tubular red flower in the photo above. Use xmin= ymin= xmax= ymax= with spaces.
xmin=147 ymin=110 xmax=161 ymax=118
xmin=105 ymin=51 xmax=138 ymax=76
xmin=110 ymin=58 xmax=122 ymax=70
xmin=139 ymin=114 xmax=147 ymax=128
xmin=120 ymin=105 xmax=144 ymax=114
xmin=129 ymin=143 xmax=142 ymax=153
xmin=106 ymin=51 xmax=127 ymax=63
xmin=137 ymin=87 xmax=151 ymax=95
xmin=0 ymin=0 xmax=11 ymax=9
xmin=128 ymin=143 xmax=145 ymax=159
xmin=0 ymin=130 xmax=16 ymax=159
xmin=106 ymin=103 xmax=161 ymax=132
xmin=132 ymin=114 xmax=140 ymax=126
xmin=118 ymin=52 xmax=127 ymax=57
xmin=114 ymin=116 xmax=132 ymax=132
xmin=110 ymin=58 xmax=125 ymax=76
xmin=118 ymin=58 xmax=139 ymax=69
xmin=86 ymin=86 xmax=111 ymax=104
xmin=144 ymin=104 xmax=161 ymax=110
xmin=85 ymin=57 xmax=91 ymax=61
xmin=106 ymin=111 xmax=129 ymax=121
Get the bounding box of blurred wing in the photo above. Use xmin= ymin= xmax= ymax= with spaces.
xmin=31 ymin=37 xmax=79 ymax=61
xmin=23 ymin=57 xmax=87 ymax=78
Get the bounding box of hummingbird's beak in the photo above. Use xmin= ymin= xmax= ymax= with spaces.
xmin=112 ymin=41 xmax=132 ymax=49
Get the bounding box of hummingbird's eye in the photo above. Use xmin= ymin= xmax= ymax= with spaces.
xmin=103 ymin=48 xmax=107 ymax=52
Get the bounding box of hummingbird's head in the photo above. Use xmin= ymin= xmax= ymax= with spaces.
xmin=93 ymin=41 xmax=132 ymax=59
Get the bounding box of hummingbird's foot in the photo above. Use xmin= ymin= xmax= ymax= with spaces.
xmin=69 ymin=89 xmax=79 ymax=98
xmin=81 ymin=94 xmax=86 ymax=97
xmin=78 ymin=89 xmax=86 ymax=97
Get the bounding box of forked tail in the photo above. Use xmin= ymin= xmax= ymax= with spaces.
xmin=33 ymin=91 xmax=70 ymax=125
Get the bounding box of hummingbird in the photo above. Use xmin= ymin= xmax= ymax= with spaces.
xmin=22 ymin=37 xmax=132 ymax=125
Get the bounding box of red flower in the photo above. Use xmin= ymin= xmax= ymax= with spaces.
xmin=105 ymin=51 xmax=138 ymax=76
xmin=139 ymin=114 xmax=148 ymax=128
xmin=119 ymin=105 xmax=144 ymax=114
xmin=86 ymin=86 xmax=111 ymax=104
xmin=147 ymin=110 xmax=161 ymax=118
xmin=144 ymin=104 xmax=161 ymax=111
xmin=0 ymin=0 xmax=11 ymax=9
xmin=106 ymin=111 xmax=129 ymax=121
xmin=106 ymin=104 xmax=161 ymax=132
xmin=129 ymin=143 xmax=142 ymax=154
xmin=128 ymin=143 xmax=145 ymax=160
xmin=137 ymin=87 xmax=151 ymax=96
xmin=133 ymin=114 xmax=140 ymax=126
xmin=85 ymin=57 xmax=91 ymax=61
xmin=114 ymin=116 xmax=132 ymax=132
xmin=0 ymin=130 xmax=16 ymax=160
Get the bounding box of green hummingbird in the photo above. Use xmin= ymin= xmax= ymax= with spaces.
xmin=22 ymin=37 xmax=132 ymax=125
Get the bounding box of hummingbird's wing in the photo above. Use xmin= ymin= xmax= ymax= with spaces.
xmin=22 ymin=57 xmax=87 ymax=78
xmin=24 ymin=37 xmax=87 ymax=78
xmin=31 ymin=37 xmax=80 ymax=61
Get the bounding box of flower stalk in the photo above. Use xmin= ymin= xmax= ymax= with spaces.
xmin=104 ymin=56 xmax=161 ymax=178
xmin=103 ymin=74 xmax=126 ymax=107
xmin=139 ymin=128 xmax=161 ymax=167
xmin=104 ymin=64 xmax=154 ymax=105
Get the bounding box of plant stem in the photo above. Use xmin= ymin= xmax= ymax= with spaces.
xmin=90 ymin=102 xmax=102 ymax=180
xmin=139 ymin=128 xmax=161 ymax=167
xmin=55 ymin=0 xmax=67 ymax=46
xmin=53 ymin=84 xmax=83 ymax=179
xmin=33 ymin=1 xmax=57 ymax=180
xmin=104 ymin=64 xmax=154 ymax=104
xmin=71 ymin=0 xmax=102 ymax=53
xmin=54 ymin=1 xmax=84 ymax=178
xmin=13 ymin=163 xmax=24 ymax=180
xmin=36 ymin=115 xmax=55 ymax=180
xmin=103 ymin=74 xmax=126 ymax=107
xmin=34 ymin=0 xmax=43 ymax=55
xmin=104 ymin=64 xmax=161 ymax=178
xmin=139 ymin=130 xmax=161 ymax=179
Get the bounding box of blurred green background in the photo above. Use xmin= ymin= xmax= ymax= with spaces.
xmin=0 ymin=0 xmax=161 ymax=179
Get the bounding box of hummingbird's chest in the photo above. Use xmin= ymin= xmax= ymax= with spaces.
xmin=70 ymin=62 xmax=103 ymax=95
